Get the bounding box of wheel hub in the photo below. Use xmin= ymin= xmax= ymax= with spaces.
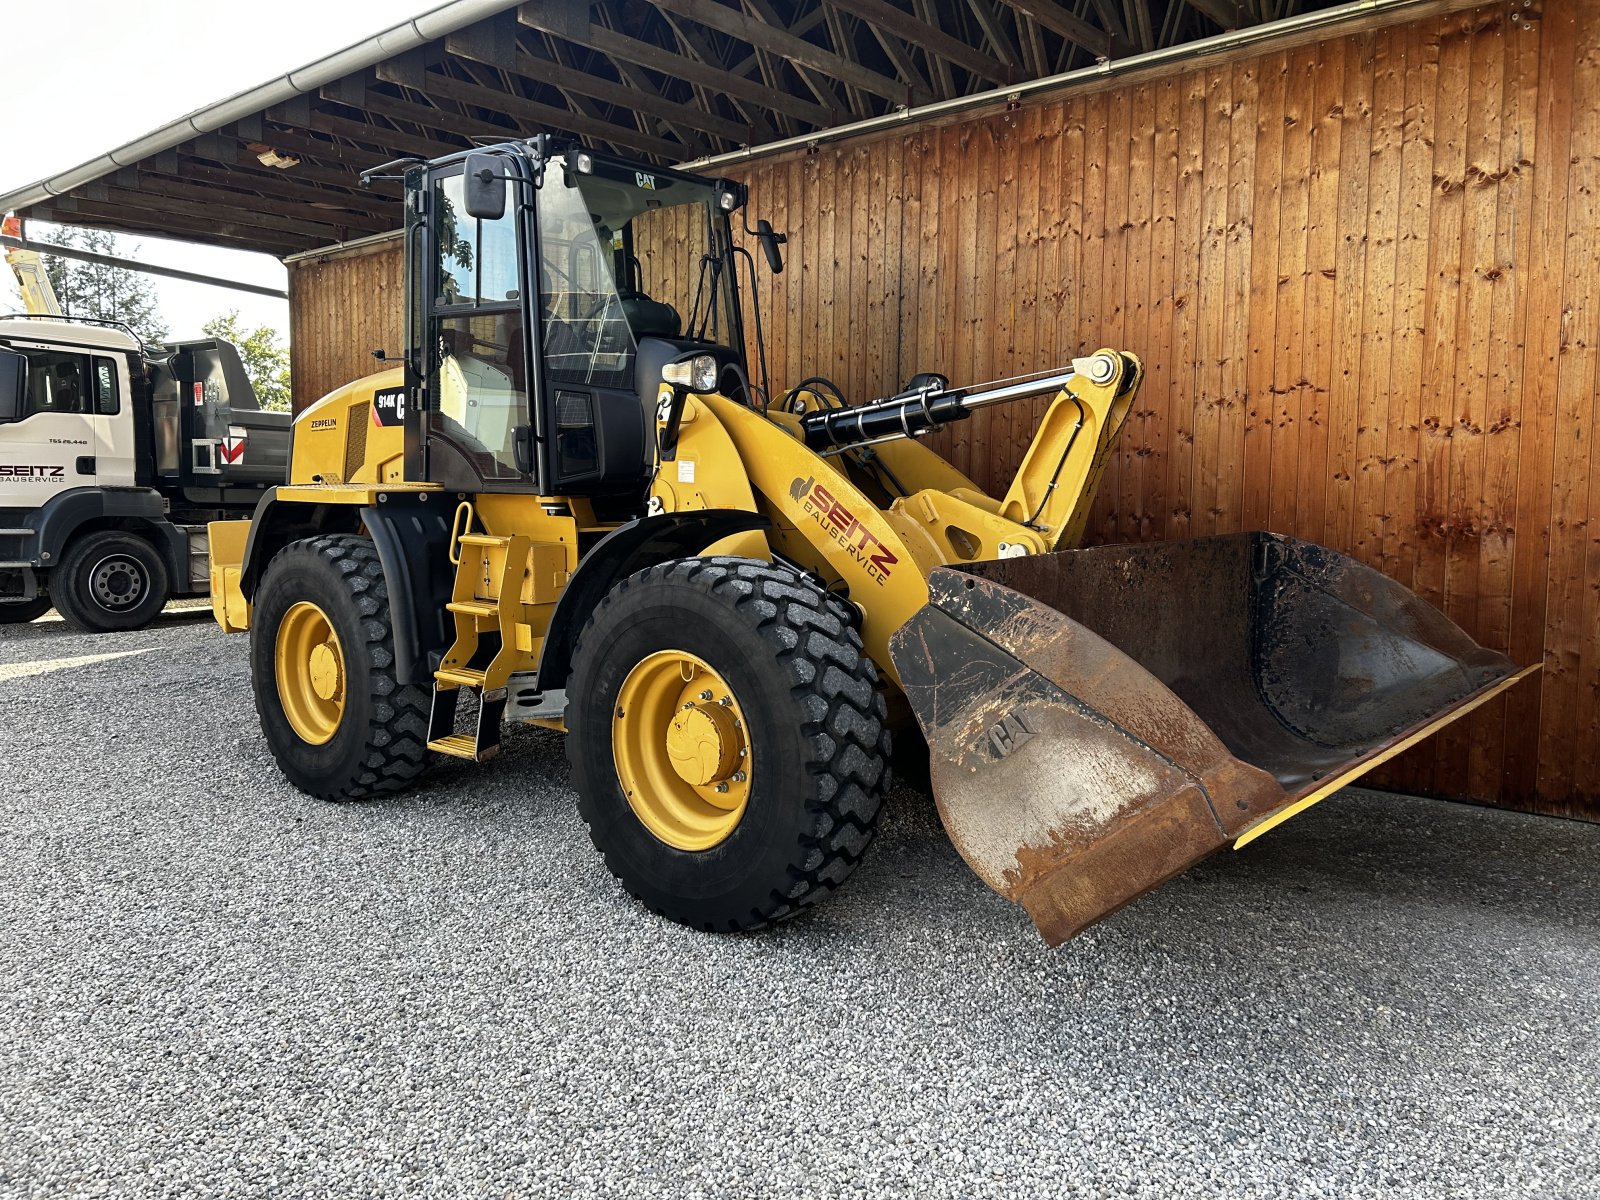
xmin=613 ymin=651 xmax=752 ymax=850
xmin=275 ymin=601 xmax=347 ymax=746
xmin=89 ymin=556 xmax=144 ymax=610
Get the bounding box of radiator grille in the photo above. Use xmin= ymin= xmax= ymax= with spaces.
xmin=344 ymin=402 xmax=371 ymax=481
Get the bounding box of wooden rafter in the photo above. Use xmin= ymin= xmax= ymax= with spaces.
xmin=997 ymin=0 xmax=1114 ymax=57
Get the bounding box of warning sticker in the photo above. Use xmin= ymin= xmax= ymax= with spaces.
xmin=677 ymin=459 xmax=696 ymax=484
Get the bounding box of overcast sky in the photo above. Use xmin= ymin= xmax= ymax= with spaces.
xmin=1 ymin=0 xmax=424 ymax=341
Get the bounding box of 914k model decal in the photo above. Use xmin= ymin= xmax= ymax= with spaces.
xmin=373 ymin=387 xmax=407 ymax=428
xmin=789 ymin=475 xmax=898 ymax=585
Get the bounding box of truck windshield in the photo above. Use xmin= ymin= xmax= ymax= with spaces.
xmin=537 ymin=160 xmax=738 ymax=390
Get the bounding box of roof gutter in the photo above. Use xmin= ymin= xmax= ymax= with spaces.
xmin=0 ymin=0 xmax=519 ymax=217
xmin=684 ymin=0 xmax=1457 ymax=173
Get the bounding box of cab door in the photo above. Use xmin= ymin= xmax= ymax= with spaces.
xmin=407 ymin=162 xmax=538 ymax=494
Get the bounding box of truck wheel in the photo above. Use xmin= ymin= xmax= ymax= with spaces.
xmin=0 ymin=595 xmax=52 ymax=624
xmin=52 ymin=532 xmax=170 ymax=633
xmin=251 ymin=534 xmax=433 ymax=801
xmin=567 ymin=556 xmax=891 ymax=932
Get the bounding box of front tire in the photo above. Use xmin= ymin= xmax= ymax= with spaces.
xmin=0 ymin=594 xmax=52 ymax=624
xmin=567 ymin=557 xmax=891 ymax=932
xmin=52 ymin=532 xmax=169 ymax=633
xmin=251 ymin=535 xmax=433 ymax=801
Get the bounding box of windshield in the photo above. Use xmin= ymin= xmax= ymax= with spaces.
xmin=537 ymin=160 xmax=739 ymax=389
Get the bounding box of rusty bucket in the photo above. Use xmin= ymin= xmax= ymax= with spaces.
xmin=888 ymin=532 xmax=1537 ymax=945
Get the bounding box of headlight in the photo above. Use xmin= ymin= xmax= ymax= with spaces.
xmin=661 ymin=353 xmax=720 ymax=394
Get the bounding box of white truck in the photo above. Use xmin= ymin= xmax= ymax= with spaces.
xmin=0 ymin=314 xmax=289 ymax=631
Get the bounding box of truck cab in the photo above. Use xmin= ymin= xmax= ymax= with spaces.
xmin=0 ymin=314 xmax=290 ymax=631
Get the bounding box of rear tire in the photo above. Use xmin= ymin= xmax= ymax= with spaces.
xmin=567 ymin=556 xmax=891 ymax=932
xmin=0 ymin=594 xmax=52 ymax=624
xmin=251 ymin=534 xmax=433 ymax=801
xmin=52 ymin=531 xmax=169 ymax=633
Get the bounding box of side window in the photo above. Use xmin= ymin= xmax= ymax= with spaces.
xmin=92 ymin=357 xmax=119 ymax=415
xmin=433 ymin=173 xmax=519 ymax=307
xmin=22 ymin=349 xmax=89 ymax=416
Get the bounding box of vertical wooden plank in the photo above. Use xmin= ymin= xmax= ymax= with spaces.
xmin=1437 ymin=9 xmax=1504 ymax=795
xmin=989 ymin=107 xmax=1022 ymax=489
xmin=1034 ymin=98 xmax=1066 ymax=439
xmin=1012 ymin=102 xmax=1044 ymax=489
xmin=948 ymin=122 xmax=981 ymax=480
xmin=1328 ymin=31 xmax=1377 ymax=560
xmin=1540 ymin=0 xmax=1598 ymax=807
xmin=1145 ymin=77 xmax=1180 ymax=541
xmin=1167 ymin=69 xmax=1208 ymax=543
xmin=1502 ymin=0 xmax=1573 ymax=813
xmin=1575 ymin=0 xmax=1600 ymax=811
xmin=1079 ymin=90 xmax=1109 ymax=529
xmin=1470 ymin=10 xmax=1540 ymax=803
xmin=1217 ymin=58 xmax=1258 ymax=535
xmin=1267 ymin=46 xmax=1313 ymax=538
xmin=1300 ymin=38 xmax=1344 ymax=549
xmin=1192 ymin=65 xmax=1233 ymax=537
xmin=1243 ymin=52 xmax=1287 ymax=534
xmin=1094 ymin=84 xmax=1132 ymax=538
xmin=971 ymin=117 xmax=1002 ymax=491
xmin=1120 ymin=81 xmax=1157 ymax=540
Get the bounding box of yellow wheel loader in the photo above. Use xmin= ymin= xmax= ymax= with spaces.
xmin=209 ymin=138 xmax=1533 ymax=943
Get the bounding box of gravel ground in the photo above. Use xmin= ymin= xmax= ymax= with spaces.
xmin=1 ymin=607 xmax=1596 ymax=1200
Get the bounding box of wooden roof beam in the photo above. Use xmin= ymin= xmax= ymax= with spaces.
xmin=649 ymin=0 xmax=906 ymax=106
xmin=373 ymin=60 xmax=686 ymax=160
xmin=144 ymin=160 xmax=395 ymax=220
xmin=995 ymin=0 xmax=1112 ymax=58
xmin=129 ymin=172 xmax=395 ymax=236
xmin=1180 ymin=0 xmax=1256 ymax=29
xmin=832 ymin=0 xmax=1012 ymax=86
xmin=445 ymin=33 xmax=752 ymax=146
xmin=518 ymin=5 xmax=832 ymax=129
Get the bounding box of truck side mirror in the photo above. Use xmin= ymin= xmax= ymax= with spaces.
xmin=463 ymin=152 xmax=507 ymax=221
xmin=756 ymin=219 xmax=786 ymax=275
xmin=0 ymin=348 xmax=25 ymax=422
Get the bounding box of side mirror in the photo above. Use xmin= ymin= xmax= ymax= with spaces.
xmin=756 ymin=219 xmax=786 ymax=275
xmin=0 ymin=348 xmax=25 ymax=422
xmin=463 ymin=152 xmax=507 ymax=220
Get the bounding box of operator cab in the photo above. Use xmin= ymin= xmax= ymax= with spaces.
xmin=400 ymin=140 xmax=764 ymax=508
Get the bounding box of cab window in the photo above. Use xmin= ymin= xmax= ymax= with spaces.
xmin=18 ymin=349 xmax=79 ymax=416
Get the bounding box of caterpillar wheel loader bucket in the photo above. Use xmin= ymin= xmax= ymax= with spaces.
xmin=889 ymin=533 xmax=1536 ymax=945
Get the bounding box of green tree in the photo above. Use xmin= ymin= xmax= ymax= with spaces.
xmin=41 ymin=226 xmax=168 ymax=344
xmin=203 ymin=310 xmax=291 ymax=411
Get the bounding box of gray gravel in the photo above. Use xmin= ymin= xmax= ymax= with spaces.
xmin=1 ymin=607 xmax=1596 ymax=1200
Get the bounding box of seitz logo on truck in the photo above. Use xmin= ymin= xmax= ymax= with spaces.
xmin=788 ymin=475 xmax=898 ymax=585
xmin=0 ymin=463 xmax=66 ymax=482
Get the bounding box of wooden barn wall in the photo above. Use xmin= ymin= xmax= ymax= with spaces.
xmin=287 ymin=235 xmax=403 ymax=411
xmin=730 ymin=0 xmax=1598 ymax=821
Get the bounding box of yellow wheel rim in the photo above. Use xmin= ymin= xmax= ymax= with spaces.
xmin=613 ymin=650 xmax=752 ymax=851
xmin=275 ymin=600 xmax=347 ymax=746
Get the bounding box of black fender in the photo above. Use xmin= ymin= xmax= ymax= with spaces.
xmin=237 ymin=487 xmax=361 ymax=599
xmin=359 ymin=496 xmax=454 ymax=686
xmin=535 ymin=508 xmax=772 ymax=692
xmin=29 ymin=486 xmax=186 ymax=584
xmin=237 ymin=489 xmax=447 ymax=686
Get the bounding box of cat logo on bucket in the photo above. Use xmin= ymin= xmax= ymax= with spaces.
xmin=788 ymin=475 xmax=898 ymax=585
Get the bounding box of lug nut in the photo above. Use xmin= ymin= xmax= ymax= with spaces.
xmin=714 ymin=782 xmax=729 ymax=794
xmin=718 ymin=696 xmax=733 ymax=706
xmin=699 ymin=689 xmax=714 ymax=700
xmin=731 ymin=771 xmax=746 ymax=783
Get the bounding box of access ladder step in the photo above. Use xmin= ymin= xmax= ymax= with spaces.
xmin=458 ymin=533 xmax=510 ymax=547
xmin=446 ymin=599 xmax=498 ymax=617
xmin=435 ymin=666 xmax=488 ymax=688
xmin=428 ymin=733 xmax=486 ymax=760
